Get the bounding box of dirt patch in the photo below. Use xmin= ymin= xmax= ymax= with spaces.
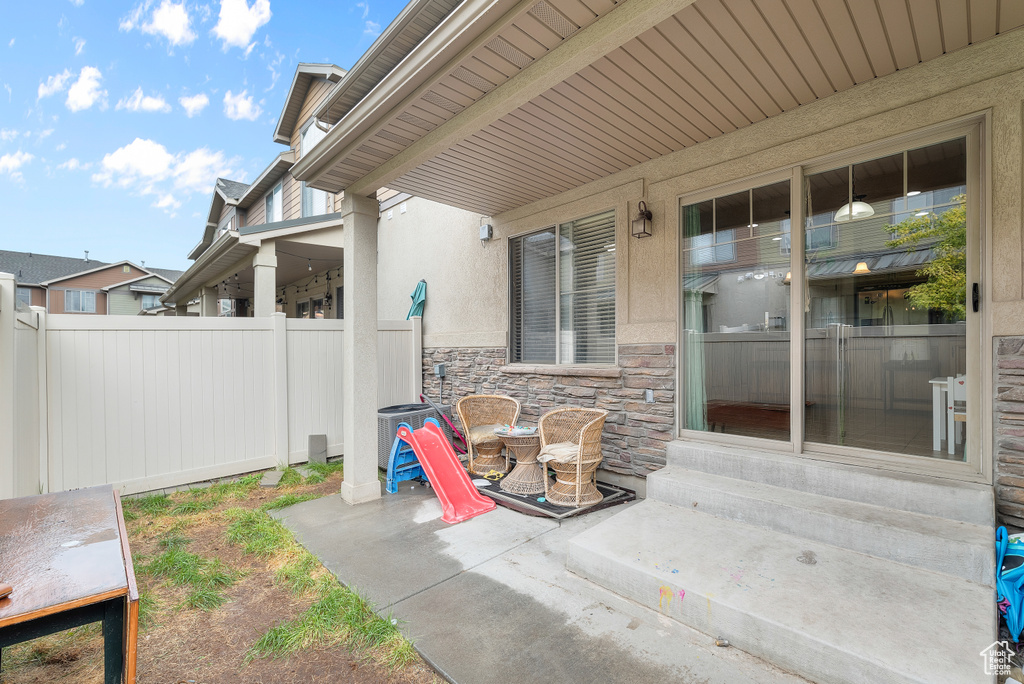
xmin=0 ymin=469 xmax=441 ymax=684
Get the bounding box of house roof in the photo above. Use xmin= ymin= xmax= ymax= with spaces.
xmin=0 ymin=250 xmax=109 ymax=286
xmin=236 ymin=151 xmax=296 ymax=210
xmin=101 ymin=272 xmax=174 ymax=291
xmin=313 ymin=0 xmax=461 ymax=126
xmin=272 ymin=63 xmax=347 ymax=146
xmin=40 ymin=259 xmax=147 ymax=286
xmin=293 ymin=0 xmax=1024 ymax=217
xmin=146 ymin=267 xmax=184 ymax=283
xmin=216 ymin=178 xmax=250 ymax=201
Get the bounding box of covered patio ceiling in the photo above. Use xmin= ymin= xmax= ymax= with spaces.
xmin=294 ymin=0 xmax=1024 ymax=216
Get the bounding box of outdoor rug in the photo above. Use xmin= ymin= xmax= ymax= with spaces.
xmin=469 ymin=471 xmax=634 ymax=519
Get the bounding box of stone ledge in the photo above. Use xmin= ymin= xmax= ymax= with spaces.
xmin=499 ymin=364 xmax=622 ymax=378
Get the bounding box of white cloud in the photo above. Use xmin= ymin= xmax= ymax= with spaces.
xmin=179 ymin=92 xmax=209 ymax=117
xmin=356 ymin=2 xmax=368 ymax=19
xmin=153 ymin=193 xmax=180 ymax=211
xmin=57 ymin=157 xmax=89 ymax=171
xmin=73 ymin=37 xmax=86 ymax=55
xmin=66 ymin=66 xmax=106 ymax=112
xmin=38 ymin=69 xmax=73 ymax=100
xmin=116 ymin=87 xmax=171 ymax=113
xmin=69 ymin=0 xmax=84 ymax=6
xmin=3 ymin=84 xmax=10 ymax=102
xmin=121 ymin=1 xmax=196 ymax=46
xmin=56 ymin=142 xmax=67 ymax=151
xmin=222 ymin=89 xmax=261 ymax=121
xmin=0 ymin=150 xmax=33 ymax=180
xmin=0 ymin=129 xmax=18 ymax=142
xmin=92 ymin=138 xmax=244 ymax=213
xmin=364 ymin=20 xmax=381 ymax=37
xmin=7 ymin=38 xmax=14 ymax=48
xmin=38 ymin=129 xmax=54 ymax=140
xmin=212 ymin=0 xmax=271 ymax=51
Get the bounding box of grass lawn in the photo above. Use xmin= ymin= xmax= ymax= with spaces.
xmin=0 ymin=463 xmax=442 ymax=684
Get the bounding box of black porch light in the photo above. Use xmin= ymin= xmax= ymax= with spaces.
xmin=632 ymin=200 xmax=652 ymax=238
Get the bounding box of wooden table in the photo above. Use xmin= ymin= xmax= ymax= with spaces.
xmin=497 ymin=433 xmax=547 ymax=495
xmin=0 ymin=485 xmax=139 ymax=683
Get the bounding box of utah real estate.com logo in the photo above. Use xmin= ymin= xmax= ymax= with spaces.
xmin=980 ymin=640 xmax=1015 ymax=676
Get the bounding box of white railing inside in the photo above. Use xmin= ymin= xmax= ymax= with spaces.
xmin=0 ymin=273 xmax=422 ymax=498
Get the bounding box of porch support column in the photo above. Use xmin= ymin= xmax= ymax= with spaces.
xmin=174 ymin=304 xmax=188 ymax=316
xmin=339 ymin=193 xmax=381 ymax=505
xmin=200 ymin=286 xmax=219 ymax=317
xmin=253 ymin=241 xmax=278 ymax=318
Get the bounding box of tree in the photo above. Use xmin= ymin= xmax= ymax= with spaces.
xmin=885 ymin=194 xmax=966 ymax=320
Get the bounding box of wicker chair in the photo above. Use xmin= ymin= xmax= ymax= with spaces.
xmin=538 ymin=407 xmax=608 ymax=508
xmin=456 ymin=395 xmax=521 ymax=475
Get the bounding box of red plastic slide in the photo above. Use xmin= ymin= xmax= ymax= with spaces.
xmin=396 ymin=421 xmax=495 ymax=524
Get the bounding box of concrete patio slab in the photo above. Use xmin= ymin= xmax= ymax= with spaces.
xmin=274 ymin=487 xmax=810 ymax=684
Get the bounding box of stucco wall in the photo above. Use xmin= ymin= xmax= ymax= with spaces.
xmin=376 ymin=196 xmax=503 ymax=347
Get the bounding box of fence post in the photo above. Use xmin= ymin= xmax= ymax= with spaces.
xmin=272 ymin=313 xmax=289 ymax=467
xmin=0 ymin=273 xmax=16 ymax=499
xmin=33 ymin=307 xmax=48 ymax=494
xmin=411 ymin=316 xmax=423 ymax=403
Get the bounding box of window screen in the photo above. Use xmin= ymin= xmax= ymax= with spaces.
xmin=65 ymin=290 xmax=96 ymax=313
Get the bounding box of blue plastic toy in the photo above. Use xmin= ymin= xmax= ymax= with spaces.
xmin=386 ymin=419 xmax=433 ymax=493
xmin=996 ymin=526 xmax=1024 ymax=642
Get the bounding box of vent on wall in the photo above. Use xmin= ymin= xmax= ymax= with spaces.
xmin=396 ymin=111 xmax=437 ymax=132
xmin=451 ymin=66 xmax=495 ymax=94
xmin=529 ymin=0 xmax=579 ymax=39
xmin=487 ymin=36 xmax=532 ymax=69
xmin=422 ymin=90 xmax=464 ymax=114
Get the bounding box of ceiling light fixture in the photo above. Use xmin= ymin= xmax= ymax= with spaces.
xmin=852 ymin=261 xmax=871 ymax=275
xmin=835 ymin=166 xmax=875 ymax=222
xmin=907 ymin=190 xmax=921 ymax=197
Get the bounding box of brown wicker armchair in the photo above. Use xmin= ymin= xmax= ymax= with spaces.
xmin=456 ymin=395 xmax=521 ymax=475
xmin=538 ymin=407 xmax=608 ymax=507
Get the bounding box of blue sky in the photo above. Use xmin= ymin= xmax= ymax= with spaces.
xmin=0 ymin=0 xmax=407 ymax=271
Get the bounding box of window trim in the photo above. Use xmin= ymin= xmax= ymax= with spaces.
xmin=64 ymin=289 xmax=97 ymax=314
xmin=507 ymin=207 xmax=618 ymax=367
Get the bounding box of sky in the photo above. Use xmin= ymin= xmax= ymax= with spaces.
xmin=0 ymin=0 xmax=407 ymax=271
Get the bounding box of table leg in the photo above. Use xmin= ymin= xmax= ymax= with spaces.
xmin=932 ymin=383 xmax=941 ymax=451
xmin=102 ymin=599 xmax=125 ymax=684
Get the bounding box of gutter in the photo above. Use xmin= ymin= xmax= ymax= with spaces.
xmin=161 ymin=230 xmax=245 ymax=305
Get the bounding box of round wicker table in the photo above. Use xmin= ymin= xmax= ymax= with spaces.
xmin=497 ymin=433 xmax=548 ymax=495
xmin=469 ymin=438 xmax=509 ymax=475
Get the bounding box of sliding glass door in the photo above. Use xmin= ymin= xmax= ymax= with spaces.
xmin=680 ymin=129 xmax=979 ymax=468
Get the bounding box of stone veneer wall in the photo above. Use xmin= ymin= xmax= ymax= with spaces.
xmin=997 ymin=337 xmax=1024 ymax=529
xmin=421 ymin=344 xmax=675 ymax=478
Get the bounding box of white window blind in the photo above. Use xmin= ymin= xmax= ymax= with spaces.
xmin=65 ymin=289 xmax=95 ymax=313
xmin=510 ymin=209 xmax=616 ymax=364
xmin=300 ymin=121 xmax=330 ymax=217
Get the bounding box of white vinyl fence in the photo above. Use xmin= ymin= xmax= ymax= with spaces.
xmin=0 ymin=273 xmax=422 ymax=497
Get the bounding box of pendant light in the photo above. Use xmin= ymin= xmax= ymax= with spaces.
xmin=834 ymin=165 xmax=875 ymax=223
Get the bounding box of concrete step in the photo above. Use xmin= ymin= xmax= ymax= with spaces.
xmin=567 ymin=500 xmax=995 ymax=684
xmin=665 ymin=441 xmax=994 ymax=526
xmin=648 ymin=466 xmax=994 ymax=585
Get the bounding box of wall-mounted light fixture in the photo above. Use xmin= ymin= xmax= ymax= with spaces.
xmin=632 ymin=201 xmax=652 ymax=239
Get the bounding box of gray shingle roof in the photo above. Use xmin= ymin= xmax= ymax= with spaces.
xmin=0 ymin=250 xmax=183 ymax=286
xmin=147 ymin=267 xmax=184 ymax=283
xmin=216 ymin=178 xmax=249 ymax=201
xmin=0 ymin=250 xmax=109 ymax=285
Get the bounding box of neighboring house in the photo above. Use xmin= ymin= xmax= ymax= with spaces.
xmin=270 ymin=0 xmax=1024 ymax=681
xmin=162 ymin=64 xmax=351 ymax=319
xmin=0 ymin=250 xmax=182 ymax=315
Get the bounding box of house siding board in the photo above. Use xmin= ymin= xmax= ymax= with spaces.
xmin=108 ymin=292 xmax=141 ymax=316
xmin=420 ymin=344 xmax=675 ymax=478
xmin=248 ymin=196 xmax=267 ymax=226
xmin=51 ymin=264 xmax=144 ymax=290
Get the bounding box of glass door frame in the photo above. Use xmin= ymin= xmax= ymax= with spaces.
xmin=676 ymin=114 xmax=989 ymax=483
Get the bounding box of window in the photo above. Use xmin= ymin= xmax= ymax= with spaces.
xmin=779 ymin=218 xmax=838 ymax=254
xmin=311 ymin=297 xmax=324 ymax=319
xmin=65 ymin=289 xmax=96 ymax=313
xmin=16 ymin=287 xmax=31 ymax=307
xmin=296 ymin=300 xmax=310 ymax=319
xmin=300 ymin=120 xmax=330 ymax=217
xmin=267 ymin=183 xmax=282 ymax=223
xmin=690 ymin=229 xmax=737 ymax=264
xmin=141 ymin=294 xmax=160 ymax=310
xmin=509 ymin=209 xmax=616 ymax=365
xmin=217 ymin=212 xmax=235 ymax=237
xmin=218 ymin=299 xmax=234 ymax=317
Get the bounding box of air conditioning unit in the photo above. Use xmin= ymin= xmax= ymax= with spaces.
xmin=377 ymin=403 xmax=456 ymax=469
